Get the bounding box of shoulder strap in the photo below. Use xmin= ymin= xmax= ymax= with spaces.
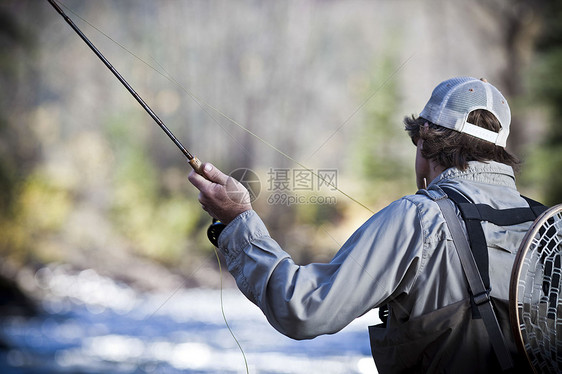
xmin=440 ymin=187 xmax=548 ymax=290
xmin=442 ymin=187 xmax=492 ymax=290
xmin=435 ymin=195 xmax=515 ymax=371
xmin=444 ymin=188 xmax=547 ymax=226
xmin=521 ymin=195 xmax=548 ymax=217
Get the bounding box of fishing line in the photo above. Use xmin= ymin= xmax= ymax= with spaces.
xmin=47 ymin=0 xmax=207 ymax=175
xmin=140 ymin=248 xmax=249 ymax=374
xmin=47 ymin=1 xmax=250 ymax=371
xmin=54 ymin=0 xmax=375 ymax=214
xmin=52 ymin=1 xmax=255 ymax=162
xmin=144 ymin=251 xmax=214 ymax=319
xmin=306 ymin=53 xmax=415 ymax=162
xmin=47 ymin=3 xmax=414 ymax=370
xmin=183 ymin=96 xmax=376 ymax=214
xmin=214 ymin=248 xmax=250 ymax=373
xmin=149 ymin=57 xmax=255 ymax=161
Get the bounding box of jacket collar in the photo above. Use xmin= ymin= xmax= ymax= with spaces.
xmin=430 ymin=161 xmax=516 ymax=189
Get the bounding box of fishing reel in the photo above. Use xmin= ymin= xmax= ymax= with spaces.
xmin=207 ymin=219 xmax=226 ymax=247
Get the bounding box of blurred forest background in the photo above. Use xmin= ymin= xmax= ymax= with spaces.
xmin=0 ymin=0 xmax=561 ymax=305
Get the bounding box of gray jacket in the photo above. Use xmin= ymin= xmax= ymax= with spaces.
xmin=218 ymin=161 xmax=533 ymax=373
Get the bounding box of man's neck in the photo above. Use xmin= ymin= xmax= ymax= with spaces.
xmin=428 ymin=160 xmax=445 ymax=184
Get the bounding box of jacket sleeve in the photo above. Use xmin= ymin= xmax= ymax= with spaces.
xmin=218 ymin=198 xmax=425 ymax=340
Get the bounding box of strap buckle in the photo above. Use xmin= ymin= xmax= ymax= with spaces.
xmin=473 ymin=289 xmax=491 ymax=306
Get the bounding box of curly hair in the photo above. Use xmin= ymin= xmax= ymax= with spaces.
xmin=404 ymin=109 xmax=520 ymax=172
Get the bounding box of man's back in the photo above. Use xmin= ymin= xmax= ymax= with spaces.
xmin=371 ymin=161 xmax=533 ymax=373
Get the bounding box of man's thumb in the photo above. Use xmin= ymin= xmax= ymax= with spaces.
xmin=201 ymin=163 xmax=229 ymax=186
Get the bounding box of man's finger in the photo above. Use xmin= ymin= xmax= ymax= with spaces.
xmin=188 ymin=168 xmax=212 ymax=190
xmin=200 ymin=163 xmax=230 ymax=186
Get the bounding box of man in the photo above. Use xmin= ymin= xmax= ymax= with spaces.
xmin=188 ymin=77 xmax=533 ymax=373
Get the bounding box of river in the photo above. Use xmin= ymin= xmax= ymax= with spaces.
xmin=0 ymin=265 xmax=379 ymax=373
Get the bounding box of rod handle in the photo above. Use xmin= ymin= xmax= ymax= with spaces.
xmin=189 ymin=157 xmax=205 ymax=176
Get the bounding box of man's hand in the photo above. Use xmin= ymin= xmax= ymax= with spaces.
xmin=188 ymin=163 xmax=252 ymax=225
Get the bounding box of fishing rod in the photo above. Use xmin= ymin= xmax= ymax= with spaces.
xmin=46 ymin=0 xmax=227 ymax=245
xmin=48 ymin=0 xmax=379 ymax=218
xmin=47 ymin=0 xmax=203 ymax=173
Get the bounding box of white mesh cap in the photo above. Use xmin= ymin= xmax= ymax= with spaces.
xmin=419 ymin=77 xmax=511 ymax=147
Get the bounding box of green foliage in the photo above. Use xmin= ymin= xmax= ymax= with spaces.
xmin=106 ymin=117 xmax=202 ymax=263
xmin=524 ymin=2 xmax=562 ymax=205
xmin=294 ymin=193 xmax=343 ymax=226
xmin=0 ymin=5 xmax=44 ymax=264
xmin=352 ymin=54 xmax=401 ymax=180
xmin=0 ymin=119 xmax=17 ymax=215
xmin=0 ymin=171 xmax=72 ymax=264
xmin=524 ymin=47 xmax=562 ymax=205
xmin=532 ymin=48 xmax=562 ymax=144
xmin=523 ymin=146 xmax=562 ymax=206
xmin=349 ymin=51 xmax=416 ymax=205
xmin=2 ymin=0 xmax=559 ymax=287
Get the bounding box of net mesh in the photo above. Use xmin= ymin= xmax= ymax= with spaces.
xmin=517 ymin=209 xmax=562 ymax=373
